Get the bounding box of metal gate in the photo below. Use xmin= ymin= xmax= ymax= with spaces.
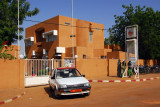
xmin=25 ymin=59 xmax=75 ymax=87
xmin=25 ymin=59 xmax=53 ymax=87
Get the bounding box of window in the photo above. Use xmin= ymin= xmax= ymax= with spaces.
xmin=26 ymin=41 xmax=33 ymax=46
xmin=89 ymin=31 xmax=93 ymax=42
xmin=101 ymin=56 xmax=107 ymax=59
xmin=83 ymin=54 xmax=86 ymax=59
xmin=64 ymin=22 xmax=70 ymax=26
xmin=56 ymin=69 xmax=81 ymax=79
xmin=46 ymin=35 xmax=57 ymax=42
xmin=24 ymin=37 xmax=34 ymax=47
xmin=46 ymin=51 xmax=48 ymax=55
xmin=43 ymin=30 xmax=58 ymax=42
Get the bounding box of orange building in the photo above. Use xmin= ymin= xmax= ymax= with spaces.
xmin=25 ymin=15 xmax=112 ymax=59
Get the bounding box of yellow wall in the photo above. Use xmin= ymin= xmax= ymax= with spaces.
xmin=76 ymin=59 xmax=108 ymax=78
xmin=108 ymin=59 xmax=118 ymax=76
xmin=0 ymin=59 xmax=25 ymax=89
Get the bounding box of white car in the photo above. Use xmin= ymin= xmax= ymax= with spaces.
xmin=49 ymin=67 xmax=91 ymax=98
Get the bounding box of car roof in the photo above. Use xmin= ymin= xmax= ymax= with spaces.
xmin=57 ymin=67 xmax=75 ymax=70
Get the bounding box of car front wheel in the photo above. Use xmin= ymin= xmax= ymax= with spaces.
xmin=54 ymin=89 xmax=61 ymax=99
xmin=49 ymin=85 xmax=53 ymax=91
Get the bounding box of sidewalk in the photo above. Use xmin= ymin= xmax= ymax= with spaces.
xmin=87 ymin=73 xmax=160 ymax=81
xmin=0 ymin=88 xmax=25 ymax=105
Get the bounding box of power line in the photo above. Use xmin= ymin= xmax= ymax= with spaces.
xmin=24 ymin=19 xmax=108 ymax=31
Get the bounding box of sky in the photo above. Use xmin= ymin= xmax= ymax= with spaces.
xmin=19 ymin=0 xmax=160 ymax=54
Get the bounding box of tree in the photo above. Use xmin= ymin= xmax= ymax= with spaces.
xmin=104 ymin=28 xmax=116 ymax=45
xmin=0 ymin=0 xmax=39 ymax=46
xmin=110 ymin=4 xmax=160 ymax=60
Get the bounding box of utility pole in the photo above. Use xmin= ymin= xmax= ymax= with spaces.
xmin=71 ymin=0 xmax=74 ymax=59
xmin=18 ymin=0 xmax=20 ymax=59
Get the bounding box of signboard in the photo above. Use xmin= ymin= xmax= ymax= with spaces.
xmin=126 ymin=26 xmax=137 ymax=39
xmin=125 ymin=25 xmax=139 ymax=78
xmin=126 ymin=39 xmax=137 ymax=60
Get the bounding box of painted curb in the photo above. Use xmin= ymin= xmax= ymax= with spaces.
xmin=0 ymin=92 xmax=26 ymax=105
xmin=88 ymin=77 xmax=160 ymax=83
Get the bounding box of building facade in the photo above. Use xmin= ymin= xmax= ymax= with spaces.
xmin=25 ymin=15 xmax=112 ymax=59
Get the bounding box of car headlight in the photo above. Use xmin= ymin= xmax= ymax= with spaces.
xmin=84 ymin=83 xmax=90 ymax=87
xmin=60 ymin=84 xmax=67 ymax=88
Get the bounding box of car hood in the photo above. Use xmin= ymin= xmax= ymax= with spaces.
xmin=56 ymin=77 xmax=89 ymax=85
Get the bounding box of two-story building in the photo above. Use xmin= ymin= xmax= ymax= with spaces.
xmin=25 ymin=15 xmax=112 ymax=59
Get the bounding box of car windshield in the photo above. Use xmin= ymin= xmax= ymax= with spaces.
xmin=56 ymin=69 xmax=81 ymax=79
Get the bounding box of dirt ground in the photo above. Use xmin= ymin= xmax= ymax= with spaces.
xmin=0 ymin=88 xmax=24 ymax=102
xmin=1 ymin=75 xmax=160 ymax=107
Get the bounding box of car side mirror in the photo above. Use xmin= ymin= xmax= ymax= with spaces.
xmin=82 ymin=75 xmax=85 ymax=77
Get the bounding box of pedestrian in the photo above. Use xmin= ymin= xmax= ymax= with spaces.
xmin=117 ymin=59 xmax=121 ymax=77
xmin=121 ymin=59 xmax=126 ymax=78
xmin=128 ymin=61 xmax=132 ymax=78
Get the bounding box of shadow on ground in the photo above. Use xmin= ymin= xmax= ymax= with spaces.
xmin=44 ymin=86 xmax=87 ymax=100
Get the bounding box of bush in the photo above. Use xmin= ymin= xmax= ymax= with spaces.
xmin=38 ymin=69 xmax=49 ymax=76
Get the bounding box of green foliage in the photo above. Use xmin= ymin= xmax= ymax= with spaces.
xmin=38 ymin=69 xmax=49 ymax=76
xmin=104 ymin=28 xmax=116 ymax=45
xmin=104 ymin=38 xmax=110 ymax=45
xmin=0 ymin=45 xmax=16 ymax=60
xmin=110 ymin=4 xmax=160 ymax=60
xmin=0 ymin=0 xmax=39 ymax=45
xmin=0 ymin=52 xmax=16 ymax=60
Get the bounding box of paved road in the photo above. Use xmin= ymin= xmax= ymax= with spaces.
xmin=2 ymin=79 xmax=160 ymax=107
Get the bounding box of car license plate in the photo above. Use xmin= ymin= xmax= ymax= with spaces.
xmin=70 ymin=89 xmax=82 ymax=93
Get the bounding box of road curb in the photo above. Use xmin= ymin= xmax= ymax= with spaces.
xmin=0 ymin=92 xmax=26 ymax=105
xmin=88 ymin=77 xmax=159 ymax=83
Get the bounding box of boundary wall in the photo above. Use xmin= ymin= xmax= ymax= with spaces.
xmin=0 ymin=59 xmax=25 ymax=89
xmin=76 ymin=59 xmax=108 ymax=78
xmin=108 ymin=59 xmax=159 ymax=76
xmin=0 ymin=58 xmax=158 ymax=89
xmin=108 ymin=59 xmax=118 ymax=76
